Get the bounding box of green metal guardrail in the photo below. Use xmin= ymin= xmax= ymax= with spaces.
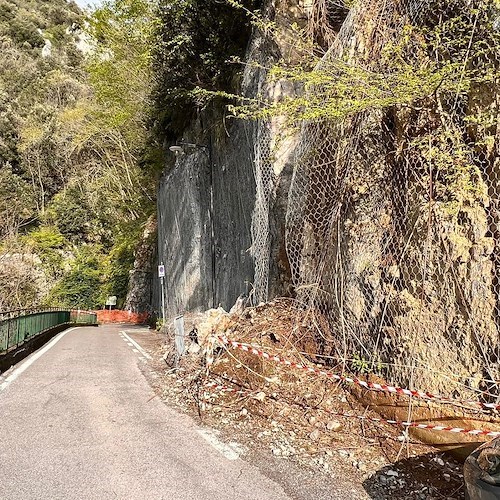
xmin=69 ymin=310 xmax=98 ymax=325
xmin=0 ymin=308 xmax=98 ymax=353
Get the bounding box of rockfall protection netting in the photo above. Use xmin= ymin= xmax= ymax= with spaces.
xmin=250 ymin=0 xmax=500 ymax=405
xmin=251 ymin=120 xmax=275 ymax=304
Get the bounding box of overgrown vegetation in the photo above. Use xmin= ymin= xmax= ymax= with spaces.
xmin=0 ymin=0 xmax=157 ymax=311
xmin=151 ymin=0 xmax=260 ymax=141
xmin=224 ymin=0 xmax=500 ymax=127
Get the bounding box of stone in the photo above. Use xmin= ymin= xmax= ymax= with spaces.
xmin=309 ymin=429 xmax=321 ymax=441
xmin=254 ymin=391 xmax=266 ymax=401
xmin=326 ymin=420 xmax=342 ymax=431
xmin=188 ymin=342 xmax=201 ymax=354
xmin=386 ymin=470 xmax=399 ymax=477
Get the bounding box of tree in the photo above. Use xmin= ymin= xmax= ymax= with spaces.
xmin=0 ymin=0 xmax=157 ymax=309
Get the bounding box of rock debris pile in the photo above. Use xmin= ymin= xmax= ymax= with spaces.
xmin=157 ymin=299 xmax=472 ymax=499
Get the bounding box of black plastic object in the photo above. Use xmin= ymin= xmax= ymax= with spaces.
xmin=464 ymin=438 xmax=500 ymax=499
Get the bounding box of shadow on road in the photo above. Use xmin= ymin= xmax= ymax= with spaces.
xmin=362 ymin=451 xmax=466 ymax=499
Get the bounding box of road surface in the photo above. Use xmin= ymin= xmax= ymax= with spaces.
xmin=0 ymin=325 xmax=292 ymax=500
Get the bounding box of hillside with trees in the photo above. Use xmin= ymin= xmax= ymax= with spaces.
xmin=0 ymin=0 xmax=262 ymax=313
xmin=0 ymin=0 xmax=157 ymax=311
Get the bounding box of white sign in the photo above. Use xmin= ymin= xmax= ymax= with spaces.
xmin=158 ymin=264 xmax=165 ymax=278
xmin=105 ymin=296 xmax=117 ymax=306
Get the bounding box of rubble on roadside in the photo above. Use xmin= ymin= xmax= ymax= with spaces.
xmin=155 ymin=299 xmax=469 ymax=499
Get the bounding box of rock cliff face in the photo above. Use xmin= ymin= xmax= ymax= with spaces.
xmin=156 ymin=0 xmax=299 ymax=317
xmin=156 ymin=0 xmax=500 ymax=399
xmin=157 ymin=111 xmax=265 ymax=317
xmin=284 ymin=0 xmax=500 ymax=397
xmin=125 ymin=216 xmax=157 ymax=314
xmin=157 ymin=115 xmax=255 ymax=316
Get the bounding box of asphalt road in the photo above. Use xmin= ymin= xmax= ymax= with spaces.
xmin=0 ymin=325 xmax=292 ymax=500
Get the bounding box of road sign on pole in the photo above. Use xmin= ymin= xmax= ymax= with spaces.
xmin=158 ymin=264 xmax=165 ymax=278
xmin=105 ymin=296 xmax=117 ymax=310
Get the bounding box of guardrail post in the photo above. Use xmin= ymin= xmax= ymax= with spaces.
xmin=6 ymin=314 xmax=11 ymax=351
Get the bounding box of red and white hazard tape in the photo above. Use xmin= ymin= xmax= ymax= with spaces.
xmin=203 ymin=377 xmax=500 ymax=438
xmin=339 ymin=414 xmax=500 ymax=437
xmin=215 ymin=335 xmax=500 ymax=412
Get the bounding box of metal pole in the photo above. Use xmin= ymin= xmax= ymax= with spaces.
xmin=160 ymin=261 xmax=166 ymax=323
xmin=161 ymin=276 xmax=166 ymax=322
xmin=207 ymin=134 xmax=216 ymax=309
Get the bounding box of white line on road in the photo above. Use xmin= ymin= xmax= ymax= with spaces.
xmin=0 ymin=327 xmax=79 ymax=393
xmin=120 ymin=331 xmax=152 ymax=360
xmin=197 ymin=429 xmax=240 ymax=461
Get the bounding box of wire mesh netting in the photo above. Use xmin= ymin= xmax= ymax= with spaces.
xmin=251 ymin=121 xmax=275 ymax=304
xmin=250 ymin=0 xmax=500 ymax=405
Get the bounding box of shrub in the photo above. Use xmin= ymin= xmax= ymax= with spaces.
xmin=47 ymin=248 xmax=104 ymax=309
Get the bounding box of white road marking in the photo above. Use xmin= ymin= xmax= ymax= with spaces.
xmin=197 ymin=429 xmax=240 ymax=461
xmin=120 ymin=331 xmax=152 ymax=360
xmin=0 ymin=327 xmax=79 ymax=393
xmin=132 ymin=349 xmax=139 ymax=353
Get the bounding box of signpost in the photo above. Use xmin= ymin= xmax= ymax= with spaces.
xmin=158 ymin=263 xmax=166 ymax=322
xmin=105 ymin=296 xmax=117 ymax=310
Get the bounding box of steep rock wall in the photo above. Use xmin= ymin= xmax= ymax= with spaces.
xmin=124 ymin=215 xmax=157 ymax=314
xmin=156 ymin=1 xmax=299 ymax=318
xmin=285 ymin=0 xmax=500 ymax=398
xmin=156 ymin=0 xmax=500 ymax=402
xmin=157 ymin=113 xmax=258 ymax=317
xmin=157 ymin=143 xmax=215 ymax=316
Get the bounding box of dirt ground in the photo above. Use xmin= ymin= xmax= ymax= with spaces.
xmin=123 ymin=301 xmax=495 ymax=500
